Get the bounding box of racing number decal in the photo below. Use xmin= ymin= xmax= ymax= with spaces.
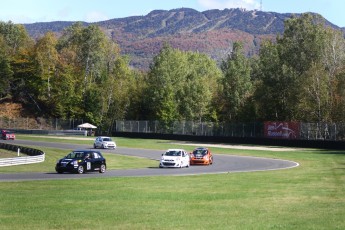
xmin=87 ymin=162 xmax=91 ymax=170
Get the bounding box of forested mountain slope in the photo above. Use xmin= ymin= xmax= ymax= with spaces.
xmin=23 ymin=8 xmax=341 ymax=69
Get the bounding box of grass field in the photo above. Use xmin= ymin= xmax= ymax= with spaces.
xmin=0 ymin=135 xmax=344 ymax=229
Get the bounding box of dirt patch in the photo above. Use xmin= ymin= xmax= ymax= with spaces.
xmin=0 ymin=103 xmax=24 ymax=118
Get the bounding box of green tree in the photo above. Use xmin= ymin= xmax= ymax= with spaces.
xmin=57 ymin=23 xmax=113 ymax=123
xmin=145 ymin=44 xmax=186 ymax=123
xmin=0 ymin=21 xmax=34 ymax=104
xmin=255 ymin=13 xmax=341 ymax=122
xmin=321 ymin=28 xmax=345 ymax=121
xmin=100 ymin=55 xmax=135 ymax=133
xmin=35 ymin=32 xmax=58 ymax=100
xmin=297 ymin=63 xmax=330 ymax=122
xmin=176 ymin=52 xmax=221 ymax=121
xmin=254 ymin=40 xmax=291 ymax=120
xmin=219 ymin=42 xmax=252 ymax=122
xmin=332 ymin=72 xmax=345 ymax=122
xmin=58 ymin=23 xmax=108 ymax=89
xmin=125 ymin=70 xmax=148 ymax=120
xmin=0 ymin=21 xmax=33 ymax=56
xmin=278 ymin=14 xmax=326 ymax=76
xmin=146 ymin=44 xmax=221 ymax=124
xmin=277 ymin=13 xmax=329 ymax=121
xmin=0 ymin=36 xmax=13 ymax=99
xmin=11 ymin=48 xmax=42 ymax=114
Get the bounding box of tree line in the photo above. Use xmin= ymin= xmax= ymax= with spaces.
xmin=1 ymin=13 xmax=345 ymax=133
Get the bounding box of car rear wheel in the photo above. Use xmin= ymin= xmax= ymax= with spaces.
xmin=56 ymin=170 xmax=63 ymax=174
xmin=99 ymin=164 xmax=106 ymax=173
xmin=77 ymin=165 xmax=84 ymax=174
xmin=94 ymin=144 xmax=97 ymax=149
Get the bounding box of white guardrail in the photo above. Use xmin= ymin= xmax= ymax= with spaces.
xmin=0 ymin=154 xmax=45 ymax=167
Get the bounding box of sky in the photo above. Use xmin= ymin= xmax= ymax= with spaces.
xmin=0 ymin=0 xmax=344 ymax=27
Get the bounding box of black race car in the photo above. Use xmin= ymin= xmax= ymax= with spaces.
xmin=55 ymin=150 xmax=106 ymax=174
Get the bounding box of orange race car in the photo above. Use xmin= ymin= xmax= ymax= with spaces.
xmin=189 ymin=147 xmax=213 ymax=165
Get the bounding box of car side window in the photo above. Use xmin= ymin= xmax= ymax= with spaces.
xmin=93 ymin=152 xmax=100 ymax=159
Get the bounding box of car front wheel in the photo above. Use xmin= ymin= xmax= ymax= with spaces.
xmin=77 ymin=165 xmax=84 ymax=174
xmin=99 ymin=164 xmax=106 ymax=173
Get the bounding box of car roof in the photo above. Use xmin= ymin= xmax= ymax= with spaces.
xmin=73 ymin=149 xmax=101 ymax=153
xmin=97 ymin=136 xmax=111 ymax=138
xmin=166 ymin=149 xmax=186 ymax=151
xmin=194 ymin=147 xmax=208 ymax=150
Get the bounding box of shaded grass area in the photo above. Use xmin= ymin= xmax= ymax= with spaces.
xmin=0 ymin=135 xmax=345 ymax=229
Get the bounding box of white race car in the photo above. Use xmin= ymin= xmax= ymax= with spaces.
xmin=159 ymin=149 xmax=190 ymax=168
xmin=94 ymin=136 xmax=116 ymax=149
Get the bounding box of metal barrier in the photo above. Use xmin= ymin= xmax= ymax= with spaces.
xmin=114 ymin=120 xmax=345 ymax=141
xmin=2 ymin=116 xmax=345 ymax=141
xmin=0 ymin=154 xmax=45 ymax=167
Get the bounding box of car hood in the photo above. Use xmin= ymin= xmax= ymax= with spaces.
xmin=161 ymin=156 xmax=182 ymax=160
xmin=60 ymin=158 xmax=80 ymax=163
xmin=103 ymin=141 xmax=115 ymax=144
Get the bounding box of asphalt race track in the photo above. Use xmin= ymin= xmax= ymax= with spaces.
xmin=0 ymin=139 xmax=299 ymax=181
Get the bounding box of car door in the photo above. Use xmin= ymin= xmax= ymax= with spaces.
xmin=95 ymin=137 xmax=101 ymax=148
xmin=182 ymin=151 xmax=188 ymax=166
xmin=83 ymin=153 xmax=93 ymax=171
xmin=91 ymin=152 xmax=102 ymax=170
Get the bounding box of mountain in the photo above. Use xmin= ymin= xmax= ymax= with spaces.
xmin=23 ymin=8 xmax=342 ymax=70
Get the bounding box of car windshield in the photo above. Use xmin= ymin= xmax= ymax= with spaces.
xmin=66 ymin=151 xmax=86 ymax=159
xmin=193 ymin=149 xmax=207 ymax=156
xmin=103 ymin=137 xmax=112 ymax=141
xmin=165 ymin=150 xmax=182 ymax=156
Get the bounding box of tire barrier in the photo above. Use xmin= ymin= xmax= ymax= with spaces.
xmin=0 ymin=143 xmax=45 ymax=167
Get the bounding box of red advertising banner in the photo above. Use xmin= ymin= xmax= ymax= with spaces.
xmin=264 ymin=121 xmax=300 ymax=139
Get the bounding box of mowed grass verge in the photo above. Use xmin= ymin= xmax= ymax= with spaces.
xmin=0 ymin=135 xmax=345 ymax=229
